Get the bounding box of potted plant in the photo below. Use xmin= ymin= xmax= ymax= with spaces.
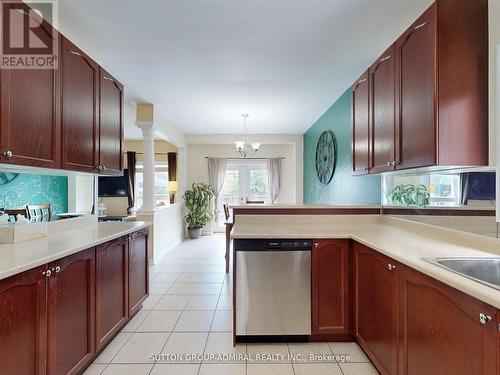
xmin=388 ymin=184 xmax=430 ymax=207
xmin=183 ymin=183 xmax=214 ymax=239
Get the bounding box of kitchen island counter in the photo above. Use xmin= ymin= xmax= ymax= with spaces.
xmin=0 ymin=221 xmax=152 ymax=281
xmin=232 ymin=214 xmax=500 ymax=309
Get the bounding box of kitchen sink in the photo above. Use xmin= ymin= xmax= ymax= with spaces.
xmin=423 ymin=257 xmax=500 ymax=291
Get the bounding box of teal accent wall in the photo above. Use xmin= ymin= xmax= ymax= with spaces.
xmin=0 ymin=173 xmax=68 ymax=215
xmin=303 ymin=89 xmax=381 ymax=204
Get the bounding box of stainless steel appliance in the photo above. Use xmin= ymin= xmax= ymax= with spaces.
xmin=235 ymin=239 xmax=312 ymax=337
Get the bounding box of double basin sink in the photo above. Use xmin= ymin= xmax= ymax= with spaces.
xmin=423 ymin=257 xmax=500 ymax=291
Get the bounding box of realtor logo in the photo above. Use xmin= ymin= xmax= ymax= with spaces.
xmin=0 ymin=0 xmax=58 ymax=69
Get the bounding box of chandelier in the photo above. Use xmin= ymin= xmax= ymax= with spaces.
xmin=235 ymin=114 xmax=260 ymax=157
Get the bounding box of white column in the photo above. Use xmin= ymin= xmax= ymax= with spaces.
xmin=137 ymin=122 xmax=156 ymax=213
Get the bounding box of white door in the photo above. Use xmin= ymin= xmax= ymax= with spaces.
xmin=216 ymin=161 xmax=270 ymax=228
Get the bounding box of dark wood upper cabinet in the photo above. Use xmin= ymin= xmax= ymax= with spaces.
xmin=0 ymin=14 xmax=60 ymax=168
xmin=61 ymin=37 xmax=100 ymax=173
xmin=395 ymin=4 xmax=437 ymax=170
xmin=47 ymin=248 xmax=95 ymax=375
xmin=128 ymin=229 xmax=149 ymax=316
xmin=353 ymin=243 xmax=398 ymax=375
xmin=370 ymin=45 xmax=396 ymax=173
xmin=95 ymin=236 xmax=128 ymax=350
xmin=398 ymin=265 xmax=498 ymax=375
xmin=351 ymin=72 xmax=370 ymax=175
xmin=99 ymin=68 xmax=124 ymax=175
xmin=312 ymin=239 xmax=351 ymax=337
xmin=352 ymin=0 xmax=488 ymax=174
xmin=436 ymin=0 xmax=488 ymax=166
xmin=0 ymin=6 xmax=124 ymax=173
xmin=0 ymin=266 xmax=48 ymax=375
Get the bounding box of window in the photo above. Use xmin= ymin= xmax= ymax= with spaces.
xmin=135 ymin=161 xmax=169 ymax=209
xmin=382 ymin=173 xmax=461 ymax=207
xmin=217 ymin=161 xmax=270 ymax=223
xmin=428 ymin=174 xmax=461 ymax=206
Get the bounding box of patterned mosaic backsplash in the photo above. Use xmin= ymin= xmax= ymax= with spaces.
xmin=0 ymin=173 xmax=68 ymax=215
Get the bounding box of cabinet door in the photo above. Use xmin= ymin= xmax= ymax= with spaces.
xmin=61 ymin=37 xmax=99 ymax=173
xmin=395 ymin=3 xmax=437 ymax=170
xmin=47 ymin=249 xmax=95 ymax=375
xmin=351 ymin=72 xmax=370 ymax=175
xmin=312 ymin=239 xmax=350 ymax=336
xmin=99 ymin=68 xmax=123 ymax=174
xmin=353 ymin=243 xmax=398 ymax=375
xmin=0 ymin=266 xmax=48 ymax=375
xmin=398 ymin=265 xmax=499 ymax=375
xmin=96 ymin=236 xmax=128 ymax=350
xmin=370 ymin=46 xmax=396 ymax=173
xmin=128 ymin=229 xmax=149 ymax=316
xmin=0 ymin=11 xmax=60 ymax=168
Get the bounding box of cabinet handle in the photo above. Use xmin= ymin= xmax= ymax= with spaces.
xmin=386 ymin=161 xmax=392 ymax=167
xmin=55 ymin=266 xmax=61 ymax=273
xmin=358 ymin=78 xmax=367 ymax=84
xmin=2 ymin=151 xmax=13 ymax=158
xmin=42 ymin=269 xmax=52 ymax=277
xmin=413 ymin=21 xmax=428 ymax=31
xmin=103 ymin=76 xmax=114 ymax=82
xmin=69 ymin=50 xmax=82 ymax=57
xmin=479 ymin=313 xmax=492 ymax=325
xmin=388 ymin=264 xmax=397 ymax=271
xmin=380 ymin=55 xmax=391 ymax=62
xmin=314 ymin=243 xmax=319 ymax=248
xmin=391 ymin=160 xmax=396 ymax=166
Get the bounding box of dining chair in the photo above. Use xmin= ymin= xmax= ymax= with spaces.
xmin=223 ymin=204 xmax=230 ymax=221
xmin=26 ymin=204 xmax=52 ymax=221
xmin=4 ymin=208 xmax=28 ymax=221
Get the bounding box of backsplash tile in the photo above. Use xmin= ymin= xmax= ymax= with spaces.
xmin=0 ymin=173 xmax=68 ymax=215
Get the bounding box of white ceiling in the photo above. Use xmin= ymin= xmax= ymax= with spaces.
xmin=58 ymin=0 xmax=432 ymax=136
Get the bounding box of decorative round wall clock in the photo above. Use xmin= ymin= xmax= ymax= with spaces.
xmin=315 ymin=130 xmax=337 ymax=185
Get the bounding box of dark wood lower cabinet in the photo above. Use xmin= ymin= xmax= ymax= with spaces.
xmin=0 ymin=266 xmax=48 ymax=375
xmin=398 ymin=265 xmax=499 ymax=375
xmin=312 ymin=239 xmax=351 ymax=337
xmin=0 ymin=228 xmax=149 ymax=375
xmin=128 ymin=229 xmax=149 ymax=316
xmin=95 ymin=236 xmax=129 ymax=350
xmin=47 ymin=249 xmax=95 ymax=375
xmin=353 ymin=243 xmax=398 ymax=375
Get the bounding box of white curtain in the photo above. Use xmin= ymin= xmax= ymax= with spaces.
xmin=207 ymin=157 xmax=227 ymax=222
xmin=267 ymin=157 xmax=282 ymax=204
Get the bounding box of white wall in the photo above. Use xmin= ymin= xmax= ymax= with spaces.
xmin=67 ymin=175 xmax=94 ymax=213
xmin=137 ymin=204 xmax=184 ymax=263
xmin=186 ymin=135 xmax=303 ymax=204
xmin=185 ymin=134 xmax=303 ymax=204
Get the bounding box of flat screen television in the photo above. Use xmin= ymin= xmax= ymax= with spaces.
xmin=98 ymin=169 xmax=129 ymax=197
xmin=463 ymin=172 xmax=495 ymax=201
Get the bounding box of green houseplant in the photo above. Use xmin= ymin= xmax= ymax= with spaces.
xmin=388 ymin=184 xmax=430 ymax=207
xmin=183 ymin=183 xmax=215 ymax=239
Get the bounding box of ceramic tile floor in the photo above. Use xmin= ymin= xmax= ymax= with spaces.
xmin=85 ymin=235 xmax=379 ymax=375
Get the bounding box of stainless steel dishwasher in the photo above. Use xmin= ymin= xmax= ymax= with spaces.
xmin=234 ymin=239 xmax=312 ymax=338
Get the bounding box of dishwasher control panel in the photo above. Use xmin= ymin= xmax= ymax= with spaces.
xmin=234 ymin=239 xmax=312 ymax=251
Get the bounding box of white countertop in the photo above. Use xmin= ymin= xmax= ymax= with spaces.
xmin=0 ymin=221 xmax=152 ymax=281
xmin=232 ymin=215 xmax=500 ymax=309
